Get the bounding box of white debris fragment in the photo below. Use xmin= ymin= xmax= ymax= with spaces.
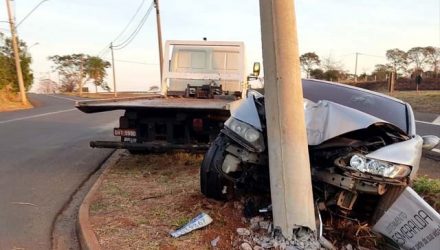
xmin=237 ymin=228 xmax=251 ymax=236
xmin=240 ymin=242 xmax=253 ymax=250
xmin=170 ymin=212 xmax=212 ymax=238
xmin=211 ymin=236 xmax=220 ymax=247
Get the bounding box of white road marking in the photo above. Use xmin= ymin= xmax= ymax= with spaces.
xmin=46 ymin=94 xmax=85 ymax=102
xmin=432 ymin=116 xmax=440 ymax=125
xmin=0 ymin=108 xmax=77 ymax=125
xmin=416 ymin=120 xmax=440 ymax=126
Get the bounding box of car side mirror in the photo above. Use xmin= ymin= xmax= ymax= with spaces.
xmin=253 ymin=62 xmax=261 ymax=77
xmin=421 ymin=135 xmax=440 ymax=150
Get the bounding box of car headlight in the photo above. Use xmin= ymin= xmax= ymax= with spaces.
xmin=224 ymin=117 xmax=264 ymax=151
xmin=348 ymin=154 xmax=410 ymax=178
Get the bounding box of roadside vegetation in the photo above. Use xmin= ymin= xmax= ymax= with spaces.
xmin=0 ymin=32 xmax=33 ymax=111
xmin=300 ymin=46 xmax=440 ymax=84
xmin=412 ymin=176 xmax=440 ymax=211
xmin=388 ymin=91 xmax=440 ymax=113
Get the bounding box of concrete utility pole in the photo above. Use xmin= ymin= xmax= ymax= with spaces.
xmin=259 ymin=0 xmax=316 ymax=240
xmin=154 ymin=0 xmax=164 ymax=83
xmin=110 ymin=43 xmax=117 ymax=97
xmin=5 ymin=0 xmax=29 ymax=105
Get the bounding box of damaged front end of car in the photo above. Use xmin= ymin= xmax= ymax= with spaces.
xmin=200 ymin=88 xmax=427 ymax=224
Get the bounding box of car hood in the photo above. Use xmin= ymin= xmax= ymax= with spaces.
xmin=304 ymin=99 xmax=389 ymax=145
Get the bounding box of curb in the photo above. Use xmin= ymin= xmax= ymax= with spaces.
xmin=77 ymin=150 xmax=124 ymax=250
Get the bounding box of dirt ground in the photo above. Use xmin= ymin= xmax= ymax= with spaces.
xmin=89 ymin=152 xmax=439 ymax=249
xmin=89 ymin=152 xmax=245 ymax=249
xmin=418 ymin=156 xmax=440 ymax=179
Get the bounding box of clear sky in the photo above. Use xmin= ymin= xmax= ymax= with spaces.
xmin=0 ymin=0 xmax=439 ymax=92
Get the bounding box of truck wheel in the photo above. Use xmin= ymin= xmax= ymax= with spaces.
xmin=200 ymin=134 xmax=230 ymax=200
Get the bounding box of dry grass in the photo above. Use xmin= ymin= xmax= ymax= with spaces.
xmin=386 ymin=90 xmax=440 ymax=113
xmin=0 ymin=89 xmax=33 ymax=112
xmin=90 ymin=152 xmax=244 ymax=249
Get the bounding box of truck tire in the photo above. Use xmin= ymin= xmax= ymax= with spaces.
xmin=200 ymin=134 xmax=229 ymax=200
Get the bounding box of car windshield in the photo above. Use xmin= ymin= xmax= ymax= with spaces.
xmin=302 ymin=79 xmax=409 ymax=134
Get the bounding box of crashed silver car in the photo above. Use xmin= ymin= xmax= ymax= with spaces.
xmin=200 ymin=79 xmax=439 ymax=223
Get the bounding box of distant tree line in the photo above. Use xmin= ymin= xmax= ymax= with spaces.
xmin=300 ymin=46 xmax=440 ymax=82
xmin=49 ymin=54 xmax=111 ymax=93
xmin=0 ymin=32 xmax=33 ymax=93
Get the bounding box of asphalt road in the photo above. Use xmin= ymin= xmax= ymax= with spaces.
xmin=0 ymin=94 xmax=121 ymax=249
xmin=415 ymin=111 xmax=440 ymax=137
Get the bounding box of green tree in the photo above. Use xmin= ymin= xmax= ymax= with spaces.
xmin=0 ymin=33 xmax=33 ymax=92
xmin=309 ymin=68 xmax=324 ymax=79
xmin=49 ymin=54 xmax=110 ymax=93
xmin=386 ymin=48 xmax=407 ymax=74
xmin=84 ymin=56 xmax=111 ymax=92
xmin=323 ymin=69 xmax=345 ymax=82
xmin=300 ymin=52 xmax=320 ymax=78
xmin=424 ymin=46 xmax=440 ymax=77
xmin=49 ymin=54 xmax=86 ymax=92
xmin=407 ymin=47 xmax=428 ymax=73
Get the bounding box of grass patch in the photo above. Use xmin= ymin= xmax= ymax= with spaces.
xmin=90 ymin=200 xmax=107 ymax=213
xmin=386 ymin=90 xmax=440 ymax=113
xmin=413 ymin=176 xmax=440 ymax=210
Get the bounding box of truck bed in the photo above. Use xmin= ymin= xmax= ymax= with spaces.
xmin=75 ymin=95 xmax=237 ymax=113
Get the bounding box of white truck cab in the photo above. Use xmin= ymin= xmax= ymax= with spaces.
xmin=162 ymin=40 xmax=247 ymax=98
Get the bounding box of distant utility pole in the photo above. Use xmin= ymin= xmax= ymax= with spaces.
xmin=154 ymin=0 xmax=164 ymax=83
xmin=5 ymin=0 xmax=29 ymax=105
xmin=110 ymin=43 xmax=117 ymax=97
xmin=79 ymin=55 xmax=84 ymax=97
xmin=354 ymin=52 xmax=359 ymax=82
xmin=259 ymin=0 xmax=316 ymax=240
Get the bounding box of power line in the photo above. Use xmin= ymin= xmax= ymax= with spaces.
xmin=112 ymin=1 xmax=154 ymax=50
xmin=103 ymin=57 xmax=158 ymax=65
xmin=16 ymin=0 xmax=49 ymax=27
xmin=112 ymin=0 xmax=148 ymax=43
xmin=96 ymin=0 xmax=153 ymax=56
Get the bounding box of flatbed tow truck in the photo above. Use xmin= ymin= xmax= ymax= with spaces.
xmin=76 ymin=40 xmax=255 ymax=153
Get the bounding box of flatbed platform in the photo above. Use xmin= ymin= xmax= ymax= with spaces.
xmin=76 ymin=95 xmax=238 ymax=113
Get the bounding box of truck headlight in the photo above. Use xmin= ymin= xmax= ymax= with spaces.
xmin=225 ymin=118 xmax=264 ymax=151
xmin=348 ymin=154 xmax=410 ymax=178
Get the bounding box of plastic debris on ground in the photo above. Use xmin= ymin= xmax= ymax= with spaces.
xmin=170 ymin=212 xmax=213 ymax=238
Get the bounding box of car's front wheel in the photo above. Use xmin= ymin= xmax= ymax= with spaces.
xmin=200 ymin=134 xmax=231 ymax=200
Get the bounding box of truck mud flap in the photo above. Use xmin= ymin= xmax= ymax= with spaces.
xmin=90 ymin=141 xmax=210 ymax=152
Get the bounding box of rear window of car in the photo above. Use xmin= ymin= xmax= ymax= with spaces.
xmin=302 ymin=79 xmax=408 ymax=133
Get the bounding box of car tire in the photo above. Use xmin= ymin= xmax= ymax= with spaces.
xmin=200 ymin=134 xmax=230 ymax=200
xmin=371 ymin=185 xmax=406 ymax=224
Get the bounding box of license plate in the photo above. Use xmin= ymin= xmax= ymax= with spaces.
xmin=114 ymin=128 xmax=137 ymax=137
